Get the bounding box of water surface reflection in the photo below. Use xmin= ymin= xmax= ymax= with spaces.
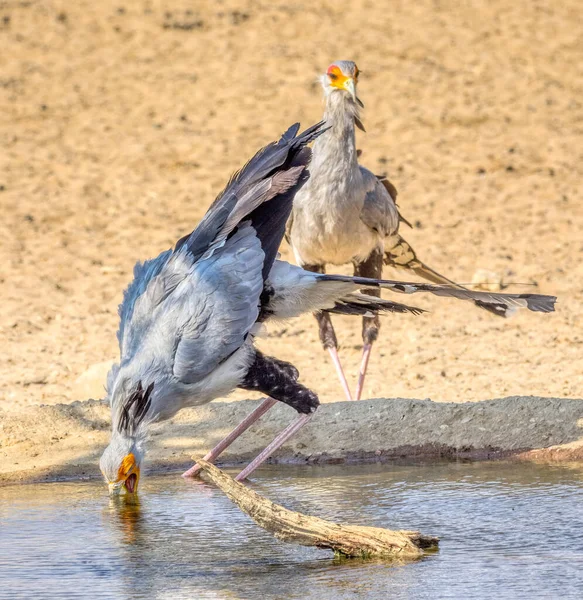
xmin=2 ymin=461 xmax=583 ymax=599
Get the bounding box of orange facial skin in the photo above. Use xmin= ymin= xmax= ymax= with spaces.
xmin=117 ymin=453 xmax=140 ymax=493
xmin=327 ymin=64 xmax=359 ymax=90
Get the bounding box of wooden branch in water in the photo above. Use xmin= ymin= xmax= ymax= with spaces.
xmin=194 ymin=458 xmax=439 ymax=559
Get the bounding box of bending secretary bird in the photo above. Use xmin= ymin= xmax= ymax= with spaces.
xmin=287 ymin=60 xmax=526 ymax=401
xmin=100 ymin=122 xmax=555 ymax=494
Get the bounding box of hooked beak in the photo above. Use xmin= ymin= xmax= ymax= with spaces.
xmin=341 ymin=78 xmax=364 ymax=108
xmin=343 ymin=78 xmax=357 ymax=102
xmin=108 ymin=481 xmax=123 ymax=496
xmin=108 ymin=468 xmax=140 ymax=496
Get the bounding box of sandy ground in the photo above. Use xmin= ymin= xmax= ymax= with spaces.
xmin=1 ymin=1 xmax=582 ymax=479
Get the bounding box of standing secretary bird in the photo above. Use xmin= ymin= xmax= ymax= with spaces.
xmin=100 ymin=122 xmax=555 ymax=494
xmin=287 ymin=60 xmax=522 ymax=401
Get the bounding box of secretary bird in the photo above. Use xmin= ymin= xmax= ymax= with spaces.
xmin=99 ymin=122 xmax=555 ymax=493
xmin=287 ymin=60 xmax=522 ymax=401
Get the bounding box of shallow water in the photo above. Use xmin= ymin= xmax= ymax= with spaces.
xmin=1 ymin=461 xmax=583 ymax=599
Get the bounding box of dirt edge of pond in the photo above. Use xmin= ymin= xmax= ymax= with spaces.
xmin=1 ymin=396 xmax=583 ymax=486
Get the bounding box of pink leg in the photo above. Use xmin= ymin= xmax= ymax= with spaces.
xmin=328 ymin=347 xmax=353 ymax=401
xmin=235 ymin=413 xmax=313 ymax=481
xmin=354 ymin=343 xmax=373 ymax=401
xmin=182 ymin=397 xmax=278 ymax=478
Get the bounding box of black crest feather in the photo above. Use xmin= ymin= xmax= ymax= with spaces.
xmin=118 ymin=381 xmax=154 ymax=435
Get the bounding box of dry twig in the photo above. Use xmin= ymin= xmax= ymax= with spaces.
xmin=194 ymin=457 xmax=439 ymax=558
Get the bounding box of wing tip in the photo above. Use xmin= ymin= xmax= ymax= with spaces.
xmin=279 ymin=123 xmax=301 ymax=143
xmin=293 ymin=120 xmax=330 ymax=146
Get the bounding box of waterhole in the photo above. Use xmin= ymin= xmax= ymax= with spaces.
xmin=1 ymin=460 xmax=582 ymax=599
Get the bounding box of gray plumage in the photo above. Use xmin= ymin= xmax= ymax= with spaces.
xmin=287 ymin=62 xmax=396 ymax=267
xmin=101 ymin=123 xmax=327 ymax=486
xmin=286 ymin=60 xmax=517 ymax=318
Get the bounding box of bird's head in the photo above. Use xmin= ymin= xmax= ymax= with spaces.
xmin=100 ymin=379 xmax=154 ymax=496
xmin=100 ymin=436 xmax=143 ymax=495
xmin=321 ymin=60 xmax=363 ymax=107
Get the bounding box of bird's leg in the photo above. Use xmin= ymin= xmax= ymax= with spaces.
xmin=183 ymin=352 xmax=316 ymax=479
xmin=234 ymin=350 xmax=319 ymax=480
xmin=353 ymin=248 xmax=383 ymax=401
xmin=318 ymin=311 xmax=354 ymax=402
xmin=304 ymin=263 xmax=353 ymax=401
xmin=235 ymin=414 xmax=312 ymax=481
xmin=181 ymin=397 xmax=277 ymax=478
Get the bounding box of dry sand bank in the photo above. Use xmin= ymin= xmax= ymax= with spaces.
xmin=1 ymin=0 xmax=582 ymax=416
xmin=1 ymin=396 xmax=582 ymax=486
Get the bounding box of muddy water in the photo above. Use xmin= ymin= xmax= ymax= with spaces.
xmin=1 ymin=461 xmax=583 ymax=599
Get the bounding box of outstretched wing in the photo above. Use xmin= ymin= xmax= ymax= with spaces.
xmin=117 ymin=122 xmax=326 ymax=369
xmin=176 ymin=121 xmax=326 ymax=272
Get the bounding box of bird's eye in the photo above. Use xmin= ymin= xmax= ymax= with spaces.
xmin=328 ymin=72 xmax=338 ymax=81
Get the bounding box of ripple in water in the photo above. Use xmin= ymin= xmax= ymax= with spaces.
xmin=1 ymin=461 xmax=583 ymax=599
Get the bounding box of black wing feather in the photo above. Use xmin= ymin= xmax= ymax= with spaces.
xmin=178 ymin=122 xmax=327 ymax=266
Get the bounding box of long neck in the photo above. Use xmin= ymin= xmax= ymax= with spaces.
xmin=311 ymin=91 xmax=360 ymax=172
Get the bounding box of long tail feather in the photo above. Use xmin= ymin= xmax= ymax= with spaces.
xmin=326 ymin=293 xmax=425 ymax=317
xmin=319 ymin=273 xmax=556 ymax=314
xmin=385 ymin=235 xmax=530 ymax=317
